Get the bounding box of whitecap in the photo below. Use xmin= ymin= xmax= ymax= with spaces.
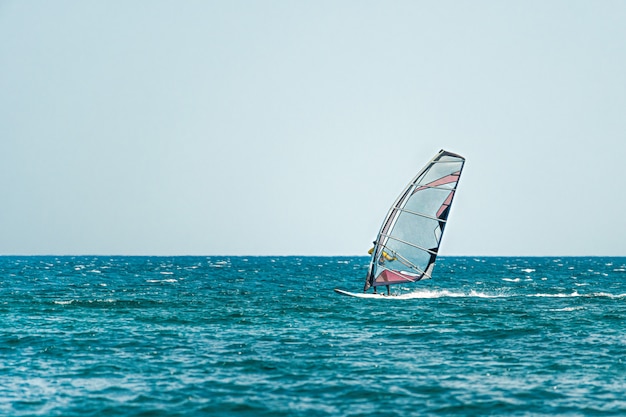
xmin=550 ymin=306 xmax=584 ymax=312
xmin=530 ymin=291 xmax=580 ymax=298
xmin=146 ymin=279 xmax=178 ymax=283
xmin=393 ymin=289 xmax=504 ymax=299
xmin=590 ymin=292 xmax=626 ymax=299
xmin=502 ymin=278 xmax=520 ymax=282
xmin=468 ymin=290 xmax=504 ymax=298
xmin=210 ymin=260 xmax=229 ymax=268
xmin=531 ymin=292 xmax=626 ymax=299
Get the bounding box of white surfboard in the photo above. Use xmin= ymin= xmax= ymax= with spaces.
xmin=334 ymin=288 xmax=393 ymax=298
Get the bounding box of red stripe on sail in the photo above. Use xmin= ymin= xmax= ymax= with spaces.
xmin=414 ymin=171 xmax=460 ymax=193
xmin=373 ymin=269 xmax=419 ymax=286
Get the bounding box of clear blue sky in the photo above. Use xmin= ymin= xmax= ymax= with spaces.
xmin=1 ymin=1 xmax=625 ymax=256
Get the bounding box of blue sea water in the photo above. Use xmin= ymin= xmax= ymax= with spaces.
xmin=1 ymin=256 xmax=625 ymax=416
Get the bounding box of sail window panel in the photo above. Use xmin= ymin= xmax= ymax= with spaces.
xmin=434 ymin=224 xmax=442 ymax=242
xmin=418 ymin=161 xmax=463 ymax=186
xmin=405 ymin=188 xmax=452 ymax=219
xmin=439 ymin=155 xmax=464 ymax=166
xmin=387 ymin=214 xmax=439 ymax=255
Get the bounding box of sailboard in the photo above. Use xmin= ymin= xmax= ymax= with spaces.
xmin=334 ymin=288 xmax=392 ymax=298
xmin=335 ymin=149 xmax=465 ymax=297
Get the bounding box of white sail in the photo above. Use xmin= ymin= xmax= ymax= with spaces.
xmin=364 ymin=150 xmax=465 ymax=291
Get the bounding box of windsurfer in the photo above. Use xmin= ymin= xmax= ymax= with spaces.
xmin=368 ymin=246 xmax=396 ymax=263
xmin=366 ymin=246 xmax=394 ymax=296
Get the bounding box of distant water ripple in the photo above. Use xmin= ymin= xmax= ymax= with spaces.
xmin=1 ymin=256 xmax=625 ymax=416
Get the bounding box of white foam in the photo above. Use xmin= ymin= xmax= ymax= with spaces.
xmin=531 ymin=291 xmax=580 ymax=298
xmin=529 ymin=291 xmax=626 ymax=299
xmin=393 ymin=289 xmax=504 ymax=299
xmin=550 ymin=306 xmax=585 ymax=312
xmin=591 ymin=292 xmax=626 ymax=299
xmin=372 ymin=289 xmax=626 ymax=300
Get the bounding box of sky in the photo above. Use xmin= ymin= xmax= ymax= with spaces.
xmin=1 ymin=1 xmax=625 ymax=256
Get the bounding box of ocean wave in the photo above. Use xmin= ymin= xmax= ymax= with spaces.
xmin=145 ymin=279 xmax=178 ymax=283
xmin=549 ymin=306 xmax=585 ymax=312
xmin=529 ymin=291 xmax=626 ymax=299
xmin=53 ymin=298 xmax=118 ymax=305
xmin=390 ymin=289 xmax=506 ymax=299
xmin=50 ymin=298 xmax=167 ymax=307
xmin=385 ymin=290 xmax=626 ymax=300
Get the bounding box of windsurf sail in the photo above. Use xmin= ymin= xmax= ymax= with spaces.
xmin=364 ymin=149 xmax=465 ymax=292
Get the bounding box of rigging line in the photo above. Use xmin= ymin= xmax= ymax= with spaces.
xmin=432 ymin=159 xmax=464 ymax=164
xmin=393 ymin=207 xmax=448 ymax=223
xmin=379 ymin=233 xmax=438 ymax=256
xmin=411 ymin=174 xmax=460 ymax=188
xmin=409 ymin=175 xmax=460 ymax=189
xmin=412 ymin=184 xmax=458 ymax=191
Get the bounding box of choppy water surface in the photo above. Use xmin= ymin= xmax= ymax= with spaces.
xmin=1 ymin=256 xmax=625 ymax=416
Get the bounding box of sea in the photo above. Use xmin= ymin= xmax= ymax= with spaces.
xmin=1 ymin=256 xmax=625 ymax=417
